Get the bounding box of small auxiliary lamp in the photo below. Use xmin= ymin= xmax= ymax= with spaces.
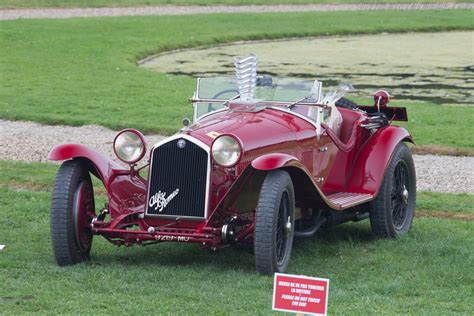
xmin=374 ymin=90 xmax=390 ymax=113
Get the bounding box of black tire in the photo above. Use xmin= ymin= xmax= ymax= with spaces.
xmin=254 ymin=170 xmax=295 ymax=275
xmin=370 ymin=142 xmax=416 ymax=238
xmin=51 ymin=159 xmax=96 ymax=266
xmin=335 ymin=97 xmax=358 ymax=110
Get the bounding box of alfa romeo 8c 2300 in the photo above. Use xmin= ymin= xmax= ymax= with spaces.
xmin=49 ymin=55 xmax=416 ymax=274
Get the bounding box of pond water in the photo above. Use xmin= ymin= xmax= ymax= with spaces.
xmin=140 ymin=31 xmax=473 ymax=105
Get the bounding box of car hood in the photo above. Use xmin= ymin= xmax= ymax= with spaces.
xmin=187 ymin=109 xmax=299 ymax=151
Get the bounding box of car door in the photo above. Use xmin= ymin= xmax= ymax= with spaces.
xmin=313 ymin=126 xmax=338 ymax=188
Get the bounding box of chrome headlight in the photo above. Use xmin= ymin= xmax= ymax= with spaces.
xmin=113 ymin=129 xmax=146 ymax=164
xmin=211 ymin=135 xmax=241 ymax=167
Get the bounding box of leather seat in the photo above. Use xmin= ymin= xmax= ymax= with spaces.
xmin=323 ymin=108 xmax=365 ymax=152
xmin=338 ymin=108 xmax=364 ymax=144
xmin=291 ymin=106 xmax=364 ymax=150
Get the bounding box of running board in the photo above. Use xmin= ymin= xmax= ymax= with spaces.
xmin=327 ymin=192 xmax=373 ymax=209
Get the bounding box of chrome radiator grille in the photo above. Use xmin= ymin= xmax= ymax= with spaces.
xmin=146 ymin=137 xmax=209 ymax=219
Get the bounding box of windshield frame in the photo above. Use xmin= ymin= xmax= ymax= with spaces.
xmin=191 ymin=77 xmax=330 ymax=139
xmin=191 ymin=77 xmax=329 ymax=122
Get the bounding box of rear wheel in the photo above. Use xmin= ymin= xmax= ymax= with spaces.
xmin=254 ymin=170 xmax=295 ymax=275
xmin=51 ymin=160 xmax=96 ymax=266
xmin=370 ymin=143 xmax=416 ymax=237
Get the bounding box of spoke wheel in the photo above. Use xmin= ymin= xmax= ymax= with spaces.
xmin=51 ymin=160 xmax=96 ymax=266
xmin=276 ymin=192 xmax=291 ymax=265
xmin=370 ymin=142 xmax=416 ymax=238
xmin=255 ymin=170 xmax=295 ymax=275
xmin=391 ymin=161 xmax=409 ymax=229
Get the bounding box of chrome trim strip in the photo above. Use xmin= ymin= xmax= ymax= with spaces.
xmin=190 ymin=97 xmax=325 ymax=108
xmin=145 ymin=134 xmax=211 ymax=220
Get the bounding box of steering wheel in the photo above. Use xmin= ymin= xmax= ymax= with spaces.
xmin=208 ymin=89 xmax=239 ymax=112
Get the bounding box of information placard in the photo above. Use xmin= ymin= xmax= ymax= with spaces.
xmin=272 ymin=273 xmax=329 ymax=315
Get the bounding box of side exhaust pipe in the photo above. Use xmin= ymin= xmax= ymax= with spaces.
xmin=326 ymin=211 xmax=369 ymax=226
xmin=295 ymin=217 xmax=327 ymax=238
xmin=295 ymin=211 xmax=369 ymax=238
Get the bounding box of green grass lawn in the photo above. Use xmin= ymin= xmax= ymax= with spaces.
xmin=0 ymin=180 xmax=472 ymax=314
xmin=397 ymin=103 xmax=474 ymax=150
xmin=1 ymin=0 xmax=472 ymax=9
xmin=0 ymin=10 xmax=473 ymax=143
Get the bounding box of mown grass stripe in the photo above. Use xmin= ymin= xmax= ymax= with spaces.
xmin=2 ymin=0 xmax=474 ymax=9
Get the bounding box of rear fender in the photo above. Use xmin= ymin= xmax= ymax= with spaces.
xmin=346 ymin=126 xmax=414 ymax=196
xmin=48 ymin=143 xmax=123 ymax=186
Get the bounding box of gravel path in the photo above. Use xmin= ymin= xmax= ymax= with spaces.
xmin=1 ymin=119 xmax=472 ymax=194
xmin=1 ymin=3 xmax=473 ymax=20
xmin=0 ymin=120 xmax=165 ymax=164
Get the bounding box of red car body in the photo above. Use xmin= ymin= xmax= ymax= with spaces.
xmin=49 ymin=75 xmax=416 ymax=274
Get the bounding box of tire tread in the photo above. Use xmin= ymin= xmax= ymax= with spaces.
xmin=254 ymin=171 xmax=295 ymax=275
xmin=370 ymin=142 xmax=416 ymax=238
xmin=51 ymin=160 xmax=93 ymax=266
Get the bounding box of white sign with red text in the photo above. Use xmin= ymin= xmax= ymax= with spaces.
xmin=272 ymin=273 xmax=329 ymax=315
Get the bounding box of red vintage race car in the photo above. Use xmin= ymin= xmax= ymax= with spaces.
xmin=49 ymin=55 xmax=416 ymax=275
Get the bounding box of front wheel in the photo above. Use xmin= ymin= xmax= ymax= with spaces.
xmin=51 ymin=159 xmax=96 ymax=266
xmin=254 ymin=170 xmax=295 ymax=275
xmin=370 ymin=142 xmax=416 ymax=238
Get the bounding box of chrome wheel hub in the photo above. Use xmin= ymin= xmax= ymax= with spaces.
xmin=285 ymin=216 xmax=292 ymax=235
xmin=402 ymin=186 xmax=409 ymax=204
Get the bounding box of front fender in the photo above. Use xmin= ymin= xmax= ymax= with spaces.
xmin=48 ymin=143 xmax=122 ymax=185
xmin=251 ymin=153 xmax=299 ymax=170
xmin=209 ymin=154 xmax=304 ymax=223
xmin=251 ymin=153 xmax=348 ymax=211
xmin=346 ymin=126 xmax=414 ymax=196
